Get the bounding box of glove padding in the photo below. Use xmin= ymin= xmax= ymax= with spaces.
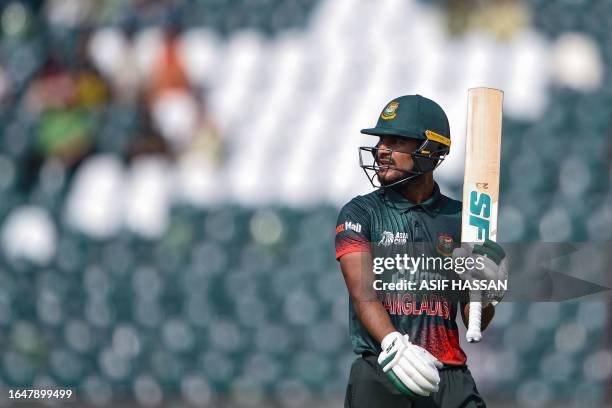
xmin=378 ymin=332 xmax=442 ymax=398
xmin=452 ymin=239 xmax=508 ymax=304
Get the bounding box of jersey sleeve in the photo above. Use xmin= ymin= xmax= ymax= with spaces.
xmin=335 ymin=199 xmax=371 ymax=260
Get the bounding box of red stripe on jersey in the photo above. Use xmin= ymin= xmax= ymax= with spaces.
xmin=335 ymin=240 xmax=370 ymax=260
xmin=415 ymin=324 xmax=467 ymax=365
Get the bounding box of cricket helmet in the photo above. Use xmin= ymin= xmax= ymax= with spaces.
xmin=359 ymin=95 xmax=451 ymax=188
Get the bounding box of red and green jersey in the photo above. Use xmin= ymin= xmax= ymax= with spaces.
xmin=335 ymin=183 xmax=467 ymax=366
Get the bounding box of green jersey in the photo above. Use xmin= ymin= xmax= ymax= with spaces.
xmin=335 ymin=183 xmax=467 ymax=365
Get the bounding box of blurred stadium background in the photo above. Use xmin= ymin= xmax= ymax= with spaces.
xmin=0 ymin=0 xmax=610 ymax=406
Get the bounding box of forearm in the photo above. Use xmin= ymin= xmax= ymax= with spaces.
xmin=339 ymin=252 xmax=396 ymax=343
xmin=353 ymin=298 xmax=396 ymax=344
xmin=461 ymin=302 xmax=495 ymax=332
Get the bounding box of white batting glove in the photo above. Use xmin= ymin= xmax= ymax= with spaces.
xmin=452 ymin=240 xmax=508 ymax=304
xmin=378 ymin=332 xmax=442 ymax=398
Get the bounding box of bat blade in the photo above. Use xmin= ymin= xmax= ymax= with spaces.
xmin=461 ymin=87 xmax=503 ymax=343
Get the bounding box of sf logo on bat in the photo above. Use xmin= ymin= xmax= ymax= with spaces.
xmin=469 ymin=191 xmax=491 ymax=240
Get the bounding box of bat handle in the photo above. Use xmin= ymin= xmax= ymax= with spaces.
xmin=466 ymin=295 xmax=482 ymax=343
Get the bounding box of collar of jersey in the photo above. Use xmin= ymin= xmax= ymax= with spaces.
xmin=381 ymin=182 xmax=444 ymax=216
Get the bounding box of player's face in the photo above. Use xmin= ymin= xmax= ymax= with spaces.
xmin=375 ymin=136 xmax=420 ymax=186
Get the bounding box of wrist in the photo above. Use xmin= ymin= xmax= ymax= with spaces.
xmin=381 ymin=331 xmax=403 ymax=351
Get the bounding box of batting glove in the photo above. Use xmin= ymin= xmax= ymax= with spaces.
xmin=452 ymin=239 xmax=508 ymax=304
xmin=378 ymin=332 xmax=442 ymax=398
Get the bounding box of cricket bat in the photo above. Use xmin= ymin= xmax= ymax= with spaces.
xmin=461 ymin=88 xmax=503 ymax=343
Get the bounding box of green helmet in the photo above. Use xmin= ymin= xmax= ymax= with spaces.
xmin=361 ymin=95 xmax=451 ymax=141
xmin=359 ymin=95 xmax=451 ymax=188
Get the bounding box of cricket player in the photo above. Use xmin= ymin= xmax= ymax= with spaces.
xmin=335 ymin=95 xmax=506 ymax=407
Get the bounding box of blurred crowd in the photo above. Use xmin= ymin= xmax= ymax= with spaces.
xmin=2 ymin=0 xmax=222 ymax=186
xmin=0 ymin=0 xmax=231 ymax=243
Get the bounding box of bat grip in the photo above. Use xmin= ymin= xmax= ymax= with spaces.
xmin=466 ymin=292 xmax=482 ymax=343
